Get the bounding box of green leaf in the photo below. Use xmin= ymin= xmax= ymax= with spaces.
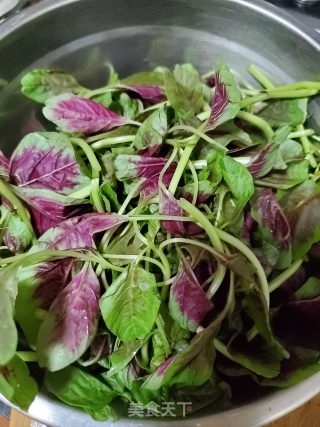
xmin=100 ymin=182 xmax=121 ymax=211
xmin=0 ymin=267 xmax=18 ymax=366
xmin=213 ymin=122 xmax=253 ymax=147
xmin=3 ymin=207 xmax=33 ymax=253
xmin=214 ymin=339 xmax=280 ymax=378
xmin=245 ymin=287 xmax=288 ymax=359
xmin=222 ymin=156 xmax=254 ymax=208
xmin=14 ymin=265 xmax=42 ymax=348
xmin=104 ymin=226 xmax=143 ymax=266
xmin=133 ymin=108 xmax=167 ymax=152
xmin=21 ymin=69 xmax=86 ymax=104
xmin=109 ymin=340 xmax=144 ymax=370
xmin=169 ymin=341 xmax=215 ymax=387
xmin=258 ymin=362 xmax=320 ymax=388
xmin=164 ymin=64 xmax=208 ymax=120
xmin=100 ymin=264 xmax=161 ymax=341
xmin=45 ymin=366 xmax=116 ymax=420
xmin=150 ymin=330 xmax=168 ymax=370
xmin=121 ymin=71 xmax=164 ymax=86
xmin=293 ymin=277 xmax=320 ymax=300
xmin=279 ymin=139 xmax=304 ymax=163
xmin=213 ymin=186 xmax=240 ymax=230
xmin=258 ymin=98 xmax=308 ymax=128
xmin=256 ymin=160 xmax=309 ymax=190
xmin=142 ymin=284 xmax=233 ymax=390
xmin=0 ymin=356 xmax=38 ymax=409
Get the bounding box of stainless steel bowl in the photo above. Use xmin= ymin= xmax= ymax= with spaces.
xmin=0 ymin=0 xmax=320 ymax=425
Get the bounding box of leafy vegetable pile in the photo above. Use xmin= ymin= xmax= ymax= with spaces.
xmin=1 ymin=60 xmax=320 ymax=421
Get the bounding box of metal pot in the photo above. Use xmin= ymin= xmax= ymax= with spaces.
xmin=0 ymin=0 xmax=319 ymax=425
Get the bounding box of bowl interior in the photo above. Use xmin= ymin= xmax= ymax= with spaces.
xmin=0 ymin=0 xmax=319 ymax=155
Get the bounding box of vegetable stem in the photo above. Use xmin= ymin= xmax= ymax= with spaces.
xmin=297 ymin=124 xmax=317 ymax=168
xmin=236 ymin=110 xmax=274 ymax=142
xmin=178 ymin=199 xmax=227 ymax=299
xmin=70 ymin=137 xmax=101 ymax=178
xmin=248 ymin=64 xmax=274 ymax=90
xmin=90 ymin=136 xmax=135 ymax=150
xmin=16 ymin=351 xmax=38 ymax=362
xmin=168 ymin=144 xmax=195 ymax=195
xmin=269 ymin=259 xmax=303 ymax=293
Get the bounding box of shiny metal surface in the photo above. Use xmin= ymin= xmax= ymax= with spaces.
xmin=0 ymin=0 xmax=320 ymax=425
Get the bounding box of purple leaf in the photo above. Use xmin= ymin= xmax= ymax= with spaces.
xmin=157 ymin=355 xmax=177 ymax=375
xmin=121 ymin=84 xmax=166 ymax=104
xmin=169 ymin=259 xmax=213 ymax=331
xmin=206 ymin=61 xmax=241 ymax=131
xmin=115 ymin=154 xmax=175 ymax=181
xmin=15 ymin=259 xmax=74 ymax=347
xmin=241 ymin=212 xmax=257 ymax=242
xmin=33 ymin=260 xmax=74 ymax=310
xmin=32 ymin=212 xmax=127 ymax=251
xmin=160 ymin=186 xmax=202 ymax=236
xmin=43 ymin=94 xmax=129 ymax=134
xmin=270 ymin=266 xmax=306 ymax=308
xmin=12 ymin=186 xmax=88 ymax=235
xmin=37 ymin=263 xmax=101 ymax=371
xmin=0 ymin=150 xmax=9 ymax=181
xmin=280 ymin=181 xmax=320 ymax=260
xmin=133 ymin=108 xmax=167 ymax=155
xmin=251 ymin=188 xmax=292 ymax=269
xmin=10 ymin=132 xmax=90 ymax=194
xmin=193 ymin=259 xmax=216 ymax=286
xmin=140 ymin=171 xmax=174 ymax=200
xmin=248 ymin=143 xmax=279 ymax=178
xmin=274 ymin=297 xmax=320 ymax=350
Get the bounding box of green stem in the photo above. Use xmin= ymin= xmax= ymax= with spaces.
xmin=236 ymin=110 xmax=274 ymax=142
xmin=118 ymin=178 xmax=145 ymax=215
xmin=91 ymin=177 xmax=104 ymax=212
xmin=188 ymin=159 xmax=199 ymax=205
xmin=90 ymin=136 xmax=135 ymax=150
xmin=68 ymin=184 xmax=92 ymax=199
xmin=240 ymin=94 xmax=268 ymax=109
xmin=128 ymin=214 xmax=194 ymax=222
xmin=272 ymin=82 xmax=320 ymax=91
xmin=248 ymin=64 xmax=274 ymax=90
xmin=216 ymin=228 xmax=270 ymax=307
xmin=268 ymin=88 xmax=318 ymax=98
xmin=156 ymin=316 xmax=171 ymax=357
xmin=240 ymin=89 xmax=317 ymax=109
xmin=0 ymin=180 xmax=34 ymax=237
xmin=0 ymin=249 xmax=107 ymax=267
xmin=71 ymin=137 xmax=101 ymax=178
xmin=86 ymin=87 xmax=117 ymax=97
xmin=179 ymin=199 xmax=227 ymax=299
xmin=269 ymin=259 xmax=303 ymax=293
xmin=167 ymin=124 xmax=227 ymax=152
xmin=288 ymin=129 xmax=315 ymax=139
xmin=142 ymin=101 xmax=168 ymax=113
xmin=297 ymin=124 xmax=317 ymax=168
xmin=168 ymin=144 xmax=196 ymax=195
xmin=179 ymin=200 xmax=224 ymax=251
xmin=16 ymin=351 xmax=38 ymax=362
xmin=140 ymin=342 xmax=149 ymax=367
